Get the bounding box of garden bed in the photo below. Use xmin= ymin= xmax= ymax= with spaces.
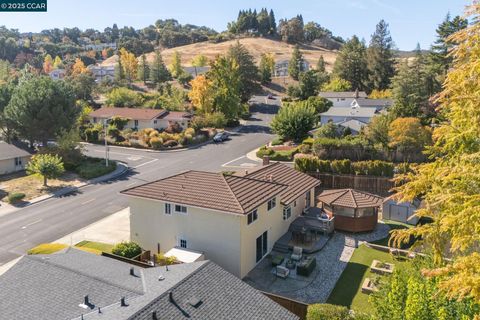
xmin=74 ymin=240 xmax=114 ymax=255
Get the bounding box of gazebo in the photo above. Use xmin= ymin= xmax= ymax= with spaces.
xmin=317 ymin=189 xmax=384 ymax=233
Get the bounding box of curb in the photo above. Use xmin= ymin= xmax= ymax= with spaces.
xmin=0 ymin=161 xmax=129 ymax=211
xmin=81 ymin=140 xmax=213 ymax=153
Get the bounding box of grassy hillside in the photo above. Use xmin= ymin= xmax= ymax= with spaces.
xmin=102 ymin=37 xmax=338 ymax=71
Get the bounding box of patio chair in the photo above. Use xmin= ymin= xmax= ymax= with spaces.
xmin=291 ymin=246 xmax=303 ymax=261
xmin=276 ymin=265 xmax=290 ymax=279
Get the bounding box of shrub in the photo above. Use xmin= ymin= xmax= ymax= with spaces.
xmin=106 ymin=87 xmax=144 ymax=107
xmin=163 ymin=140 xmax=178 ymax=147
xmin=269 ymin=148 xmax=298 ymax=161
xmin=180 ymin=134 xmax=193 ymax=145
xmin=306 ymin=303 xmax=351 ymax=320
xmin=85 ymin=127 xmax=99 ymax=142
xmin=107 ymin=125 xmax=120 ymax=139
xmin=330 ymin=159 xmax=352 ymax=174
xmin=313 ymin=137 xmax=375 ymax=161
xmin=75 ymin=160 xmax=116 ymax=179
xmin=110 ymin=116 xmax=130 ymax=130
xmin=271 ymin=103 xmax=317 ymax=141
xmin=295 ymin=154 xmax=321 ymax=173
xmin=352 ymin=160 xmax=395 ymax=177
xmin=257 ymin=146 xmax=274 ymax=158
xmin=156 ymin=253 xmax=177 ymax=266
xmin=298 ymin=144 xmax=311 ymax=154
xmin=111 ymin=241 xmax=142 ymax=259
xmin=184 ymin=127 xmax=195 ymax=136
xmin=149 ymin=137 xmax=163 ymax=149
xmin=302 ymin=137 xmax=314 ymax=146
xmin=7 ymin=192 xmax=25 ymax=204
xmin=165 ymin=121 xmax=183 ymax=134
xmin=271 ymin=137 xmax=284 ymax=146
xmin=191 ymin=112 xmax=227 ymax=130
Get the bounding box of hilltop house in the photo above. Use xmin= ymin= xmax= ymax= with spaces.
xmin=273 ymin=60 xmax=310 ymax=77
xmin=318 ymin=91 xmax=368 ymax=107
xmin=121 ymin=162 xmax=320 ymax=278
xmin=87 ymin=65 xmax=116 ymax=82
xmin=0 ymin=248 xmax=298 ymax=320
xmin=0 ymin=142 xmax=31 ymax=175
xmin=88 ymin=107 xmax=192 ymax=131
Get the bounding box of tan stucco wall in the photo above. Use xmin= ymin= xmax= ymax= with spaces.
xmin=129 ymin=197 xmax=243 ymax=276
xmin=0 ymin=156 xmax=30 ymax=175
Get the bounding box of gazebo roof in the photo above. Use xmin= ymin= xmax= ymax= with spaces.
xmin=317 ymin=189 xmax=383 ymax=209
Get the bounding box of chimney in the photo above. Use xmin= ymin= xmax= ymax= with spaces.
xmin=130 ymin=267 xmax=135 ymax=276
xmin=354 ymin=88 xmax=359 ymax=99
xmin=98 ymin=307 xmax=102 ymax=314
xmin=263 ymin=156 xmax=270 ymax=166
xmin=84 ymin=296 xmax=90 ymax=306
xmin=121 ymin=297 xmax=128 ymax=307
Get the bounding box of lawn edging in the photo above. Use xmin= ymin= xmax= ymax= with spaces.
xmin=0 ymin=161 xmax=128 ymax=210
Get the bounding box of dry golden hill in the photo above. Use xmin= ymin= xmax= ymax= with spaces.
xmin=101 ymin=37 xmax=338 ymax=71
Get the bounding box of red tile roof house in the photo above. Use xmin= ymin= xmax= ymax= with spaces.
xmin=121 ymin=163 xmax=320 ymax=278
xmin=88 ymin=107 xmax=192 ymax=131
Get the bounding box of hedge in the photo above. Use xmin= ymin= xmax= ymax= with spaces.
xmin=7 ymin=192 xmax=26 ymax=204
xmin=294 ymin=155 xmax=395 ymax=177
xmin=112 ymin=241 xmax=142 ymax=259
xmin=306 ymin=304 xmax=351 ymax=320
xmin=257 ymin=146 xmax=298 ymax=161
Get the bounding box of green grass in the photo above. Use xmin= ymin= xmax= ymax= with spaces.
xmin=74 ymin=240 xmax=114 ymax=254
xmin=372 ymin=220 xmax=413 ymax=247
xmin=327 ymin=244 xmax=407 ymax=314
xmin=27 ymin=243 xmax=68 ymax=255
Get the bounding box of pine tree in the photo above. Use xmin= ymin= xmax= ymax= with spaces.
xmin=316 ymin=56 xmax=326 ymax=72
xmin=138 ymin=54 xmax=150 ymax=84
xmin=259 ymin=53 xmax=274 ymax=84
xmin=169 ymin=51 xmax=183 ymax=78
xmin=288 ymin=45 xmax=304 ymax=80
xmin=367 ymin=20 xmax=395 ymax=91
xmin=333 ymin=35 xmax=369 ymax=91
xmin=227 ymin=41 xmax=260 ymax=102
xmin=150 ymin=50 xmax=171 ymax=84
xmin=268 ymin=9 xmax=276 ymax=35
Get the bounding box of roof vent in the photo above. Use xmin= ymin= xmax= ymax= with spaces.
xmin=187 ymin=296 xmax=203 ymax=308
xmin=79 ymin=295 xmax=94 ymax=309
xmin=158 ymin=274 xmax=165 ymax=281
xmin=130 ymin=267 xmax=138 ymax=277
xmin=121 ymin=297 xmax=129 ymax=307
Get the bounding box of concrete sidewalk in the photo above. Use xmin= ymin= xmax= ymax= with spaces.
xmin=55 ymin=207 xmax=130 ymax=246
xmin=0 ymin=161 xmax=128 ymax=217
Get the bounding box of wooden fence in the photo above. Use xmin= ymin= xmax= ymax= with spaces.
xmin=262 ymin=291 xmax=309 ymax=319
xmin=308 ymin=173 xmax=394 ymax=196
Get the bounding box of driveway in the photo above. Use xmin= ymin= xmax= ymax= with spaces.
xmin=0 ymin=96 xmax=279 ymax=266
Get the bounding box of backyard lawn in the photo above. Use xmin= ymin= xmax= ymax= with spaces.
xmin=326 ymin=244 xmax=407 ymax=314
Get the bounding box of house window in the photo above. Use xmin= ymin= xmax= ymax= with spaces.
xmin=247 ymin=209 xmax=258 ymax=225
xmin=179 ymin=238 xmax=187 ymax=248
xmin=134 ymin=120 xmax=139 ymax=127
xmin=175 ymin=204 xmax=187 ymax=214
xmin=294 ymin=201 xmax=297 ymax=207
xmin=14 ymin=157 xmax=22 ymax=166
xmin=283 ymin=206 xmax=292 ymax=220
xmin=153 ymin=120 xmax=157 ymax=124
xmin=267 ymin=197 xmax=276 ymax=211
xmin=164 ymin=203 xmax=171 ymax=215
xmin=256 ymin=231 xmax=268 ymax=263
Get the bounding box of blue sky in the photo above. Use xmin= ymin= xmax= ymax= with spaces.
xmin=0 ymin=0 xmax=468 ymax=50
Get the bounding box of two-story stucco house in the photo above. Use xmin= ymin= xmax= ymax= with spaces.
xmin=88 ymin=107 xmax=192 ymax=131
xmin=121 ymin=163 xmax=320 ymax=278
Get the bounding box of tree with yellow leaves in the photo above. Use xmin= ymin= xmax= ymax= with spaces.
xmin=169 ymin=51 xmax=183 ymax=78
xmin=71 ymin=58 xmax=88 ymax=76
xmin=53 ymin=56 xmax=63 ymax=69
xmin=119 ymin=48 xmax=138 ymax=83
xmin=188 ymin=75 xmax=214 ymax=113
xmin=43 ymin=54 xmax=53 ymax=74
xmin=392 ymin=2 xmax=480 ymax=304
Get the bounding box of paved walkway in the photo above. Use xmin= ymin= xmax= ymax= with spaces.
xmin=244 ymin=222 xmax=390 ymax=304
xmin=55 ymin=207 xmax=130 ymax=246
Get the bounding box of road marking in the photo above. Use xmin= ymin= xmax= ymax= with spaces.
xmin=81 ymin=198 xmax=96 ymax=205
xmin=20 ymin=219 xmax=42 ymax=229
xmin=133 ymin=158 xmax=159 ymax=169
xmin=221 ymin=156 xmax=246 ymax=167
xmin=126 ymin=182 xmax=137 ymax=188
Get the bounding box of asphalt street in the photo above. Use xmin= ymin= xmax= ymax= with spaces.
xmin=0 ymin=96 xmax=280 ymax=265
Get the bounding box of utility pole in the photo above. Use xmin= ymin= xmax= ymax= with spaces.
xmin=104 ymin=119 xmax=109 ymax=167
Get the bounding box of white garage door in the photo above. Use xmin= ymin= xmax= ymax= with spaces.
xmin=389 ymin=204 xmax=408 ymax=223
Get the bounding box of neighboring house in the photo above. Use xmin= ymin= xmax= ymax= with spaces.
xmin=87 ymin=65 xmax=116 ymax=82
xmin=0 ymin=248 xmax=298 ymax=320
xmin=319 ymin=105 xmax=380 ymax=126
xmin=353 ymin=98 xmax=393 ymax=111
xmin=121 ymin=162 xmax=320 ymax=278
xmin=317 ymin=189 xmax=384 ymax=233
xmin=49 ymin=68 xmax=66 ymax=80
xmin=273 ymin=59 xmax=310 ymax=77
xmin=183 ymin=66 xmax=210 ymax=77
xmin=382 ymin=196 xmax=421 ymax=225
xmin=84 ymin=42 xmax=117 ymax=51
xmin=0 ymin=142 xmax=31 ymax=175
xmin=337 ymin=119 xmax=368 ymax=135
xmin=88 ymin=107 xmax=192 ymax=131
xmin=318 ymin=91 xmax=367 ymax=107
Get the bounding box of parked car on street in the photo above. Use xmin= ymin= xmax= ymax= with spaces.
xmin=213 ymin=131 xmax=229 ymax=142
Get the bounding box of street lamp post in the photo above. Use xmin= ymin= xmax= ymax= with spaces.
xmin=104 ymin=118 xmax=110 ymax=167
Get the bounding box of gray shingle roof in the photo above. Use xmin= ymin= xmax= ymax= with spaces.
xmin=320 ymin=106 xmax=378 ymax=118
xmin=337 ymin=119 xmax=368 ymax=132
xmin=355 ymin=98 xmax=393 ymax=107
xmin=0 ymin=248 xmax=298 ymax=320
xmin=318 ymin=91 xmax=367 ymax=99
xmin=0 ymin=141 xmax=31 ymax=161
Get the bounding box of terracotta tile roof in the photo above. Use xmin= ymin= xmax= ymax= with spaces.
xmin=89 ymin=107 xmax=167 ymax=121
xmin=160 ymin=111 xmax=193 ymax=121
xmin=242 ymin=163 xmax=321 ymax=205
xmin=317 ymin=189 xmax=383 ymax=208
xmin=120 ymin=171 xmax=287 ymax=215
